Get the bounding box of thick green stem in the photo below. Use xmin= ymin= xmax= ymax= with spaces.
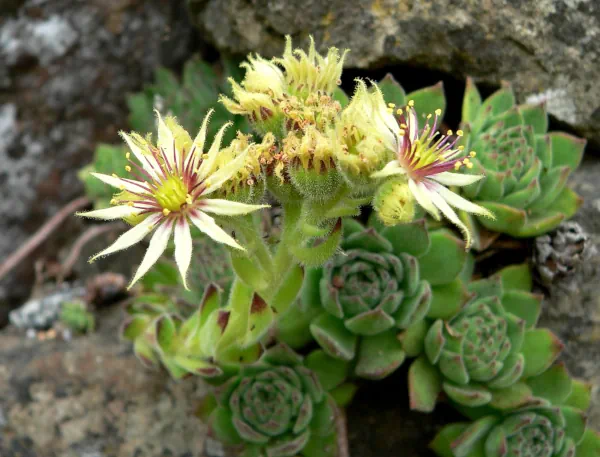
xmin=235 ymin=214 xmax=273 ymax=276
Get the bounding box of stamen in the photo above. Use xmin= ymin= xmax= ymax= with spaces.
xmin=434 ymin=109 xmax=442 ymax=116
xmin=125 ymin=165 xmax=132 ymax=172
xmin=163 ymin=208 xmax=171 ymax=216
xmin=408 ymin=100 xmax=415 ymax=107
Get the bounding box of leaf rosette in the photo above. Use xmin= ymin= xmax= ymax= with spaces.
xmin=206 ymin=345 xmax=339 ymax=457
xmin=278 ymin=218 xmax=471 ymax=380
xmin=459 ymin=79 xmax=585 ymax=244
xmin=409 ymin=264 xmax=564 ymax=412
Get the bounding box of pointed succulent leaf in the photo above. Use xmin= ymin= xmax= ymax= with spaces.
xmin=561 ymin=406 xmax=588 ymax=444
xmin=424 ymin=319 xmax=446 ymax=364
xmin=291 ymin=219 xmax=343 ymax=267
xmin=342 ymin=228 xmax=392 ymax=252
xmin=355 ymin=331 xmax=406 ymax=380
xmin=419 ymin=230 xmax=467 ymax=286
xmin=210 ymin=406 xmax=243 ymax=445
xmin=332 ymin=86 xmax=349 ymax=107
xmin=501 ymin=290 xmax=542 ymax=328
xmin=450 ymin=416 xmax=498 ymax=457
xmin=519 ymin=102 xmax=548 ymax=135
xmin=344 ymin=308 xmax=395 ymax=335
xmin=428 ymin=279 xmax=469 ymax=320
xmin=378 ymin=73 xmax=406 ymax=107
xmin=489 ymin=382 xmax=533 ymax=410
xmin=430 ymin=423 xmax=470 ymax=457
xmin=305 ymin=350 xmax=349 ymax=391
xmin=261 ymin=343 xmax=304 ymax=367
xmin=328 ymin=383 xmax=358 ymax=408
xmin=443 ymin=383 xmax=493 ymax=407
xmin=495 ymin=263 xmax=532 ymax=292
xmin=406 ymin=81 xmax=446 ymax=119
xmin=575 ymin=429 xmax=600 ymax=457
xmin=310 ymin=313 xmax=357 ymax=361
xmin=409 ymin=355 xmax=443 ymax=412
xmin=521 ymin=329 xmax=564 ymax=379
xmin=399 ymin=319 xmax=430 ymax=357
xmin=380 ymin=219 xmax=431 ymax=258
xmin=564 ymin=380 xmax=592 ymax=411
xmin=514 ymin=211 xmax=566 ymax=238
xmin=477 ymin=202 xmax=526 ymax=233
xmin=462 ymin=77 xmax=482 ymax=125
xmin=550 ymin=132 xmax=585 ymax=171
xmin=526 ymin=362 xmax=573 ymax=405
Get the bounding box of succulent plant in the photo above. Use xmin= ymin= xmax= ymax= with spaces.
xmin=277 ymin=217 xmax=472 ymax=380
xmin=127 ymin=56 xmax=249 ymax=144
xmin=78 ymin=144 xmax=129 ymax=209
xmin=121 ymin=282 xmax=276 ymax=381
xmin=459 ymin=79 xmax=585 ymax=245
xmin=409 ymin=264 xmax=563 ymax=412
xmin=141 ymin=234 xmax=235 ymax=304
xmin=60 ymin=300 xmax=95 ymax=334
xmin=203 ymin=344 xmax=343 ymax=457
xmin=430 ymin=362 xmax=600 ymax=457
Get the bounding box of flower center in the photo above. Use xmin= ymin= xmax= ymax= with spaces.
xmin=155 ymin=175 xmax=188 ymax=212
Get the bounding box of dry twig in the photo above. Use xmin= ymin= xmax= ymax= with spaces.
xmin=0 ymin=196 xmax=90 ymax=281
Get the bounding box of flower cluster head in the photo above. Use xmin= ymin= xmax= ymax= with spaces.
xmin=371 ymin=101 xmax=495 ymax=248
xmin=333 ymin=80 xmax=398 ymax=179
xmin=77 ymin=111 xmax=267 ymax=289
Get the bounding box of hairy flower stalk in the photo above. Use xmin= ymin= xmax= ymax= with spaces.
xmin=77 ymin=111 xmax=267 ymax=289
xmin=371 ymin=102 xmax=494 ymax=248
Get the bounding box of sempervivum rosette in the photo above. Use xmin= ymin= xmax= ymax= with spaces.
xmin=204 ymin=345 xmax=341 ymax=457
xmin=277 ymin=218 xmax=471 ymax=380
xmin=430 ymin=362 xmax=600 ymax=457
xmin=409 ymin=264 xmax=564 ymax=412
xmin=458 ymin=79 xmax=585 ymax=246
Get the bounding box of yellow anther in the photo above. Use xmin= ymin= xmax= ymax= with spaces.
xmin=396 ymin=108 xmax=403 ymax=115
xmin=398 ymin=129 xmax=406 ymax=136
xmin=467 ymin=162 xmax=474 ymax=169
xmin=456 ymin=130 xmax=464 ymax=137
xmin=125 ymin=152 xmax=131 ymax=159
xmin=400 ymin=123 xmax=407 ymax=129
xmin=447 ymin=130 xmax=453 ymax=136
xmin=110 ymin=199 xmax=117 ymax=205
xmin=162 ymin=208 xmax=171 ymax=216
xmin=469 ymin=151 xmax=477 ymax=158
xmin=127 ymin=202 xmax=134 ymax=207
xmin=408 ymin=100 xmax=415 ymax=107
xmin=463 ymin=158 xmax=470 ymax=165
xmin=112 ymin=173 xmax=118 ymax=178
xmin=388 ymin=103 xmax=396 ymax=108
xmin=458 ymin=145 xmax=465 ymax=151
xmin=387 ymin=108 xmax=394 ymax=114
xmin=186 ymin=194 xmax=193 ymax=205
xmin=202 ymin=153 xmax=209 ymax=159
xmin=426 ymin=114 xmax=432 ymax=119
xmin=125 ymin=165 xmax=132 ymax=172
xmin=435 ymin=109 xmax=442 ymax=116
xmin=454 ymin=162 xmax=462 ymax=170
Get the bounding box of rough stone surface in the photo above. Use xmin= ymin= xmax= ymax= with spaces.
xmin=0 ymin=0 xmax=195 ymax=306
xmin=188 ymin=0 xmax=600 ymax=143
xmin=536 ymin=155 xmax=600 ymax=431
xmin=0 ymin=306 xmax=209 ymax=457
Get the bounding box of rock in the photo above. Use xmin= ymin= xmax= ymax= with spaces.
xmin=0 ymin=306 xmax=209 ymax=457
xmin=536 ymin=154 xmax=600 ymax=431
xmin=8 ymin=283 xmax=86 ymax=329
xmin=0 ymin=0 xmax=195 ymax=306
xmin=187 ymin=0 xmax=600 ymax=143
xmin=534 ymin=221 xmax=593 ymax=286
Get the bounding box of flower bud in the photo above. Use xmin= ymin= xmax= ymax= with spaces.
xmin=333 ymin=80 xmax=396 ymax=192
xmin=283 ymin=126 xmax=342 ymax=201
xmin=275 ymin=35 xmax=348 ymax=98
xmin=373 ymin=177 xmax=416 ymax=226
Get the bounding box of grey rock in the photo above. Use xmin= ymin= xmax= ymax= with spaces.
xmin=536 ymin=155 xmax=600 ymax=431
xmin=188 ymin=0 xmax=600 ymax=143
xmin=8 ymin=284 xmax=86 ymax=329
xmin=535 ymin=221 xmax=594 ymax=285
xmin=0 ymin=306 xmax=209 ymax=457
xmin=0 ymin=0 xmax=195 ymax=306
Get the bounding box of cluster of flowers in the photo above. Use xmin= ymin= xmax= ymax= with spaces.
xmin=79 ymin=37 xmax=493 ymax=289
xmin=77 ymin=37 xmax=594 ymax=457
